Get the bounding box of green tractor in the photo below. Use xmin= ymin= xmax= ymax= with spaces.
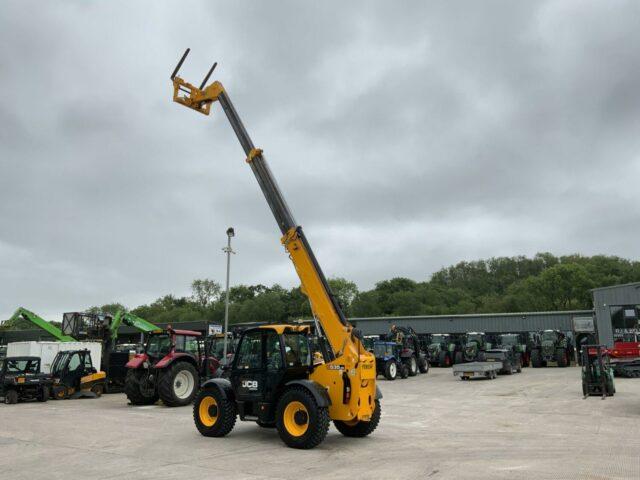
xmin=455 ymin=332 xmax=491 ymax=364
xmin=426 ymin=334 xmax=460 ymax=367
xmin=496 ymin=333 xmax=530 ymax=367
xmin=531 ymin=330 xmax=572 ymax=368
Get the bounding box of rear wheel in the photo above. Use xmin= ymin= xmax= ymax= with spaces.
xmin=400 ymin=364 xmax=409 ymax=379
xmin=334 ymin=399 xmax=381 ymax=437
xmin=531 ymin=350 xmax=542 ymax=368
xmin=193 ymin=386 xmax=237 ymax=437
xmin=5 ymin=389 xmax=18 ymax=404
xmin=276 ymin=387 xmax=329 ymax=449
xmin=125 ymin=369 xmax=159 ymax=405
xmin=159 ymin=361 xmax=199 ymax=407
xmin=37 ymin=386 xmax=49 ymax=402
xmin=384 ymin=360 xmax=397 ymax=380
xmin=454 ymin=352 xmax=463 ymax=365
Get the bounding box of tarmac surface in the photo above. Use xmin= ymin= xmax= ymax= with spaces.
xmin=1 ymin=366 xmax=639 ymax=480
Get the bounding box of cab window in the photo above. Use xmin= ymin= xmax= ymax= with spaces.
xmin=235 ymin=331 xmax=263 ymax=370
xmin=176 ymin=335 xmax=199 ymax=355
xmin=283 ymin=333 xmax=311 ymax=367
xmin=266 ymin=332 xmax=283 ymax=371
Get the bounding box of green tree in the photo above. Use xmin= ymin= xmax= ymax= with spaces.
xmin=191 ymin=279 xmax=222 ymax=308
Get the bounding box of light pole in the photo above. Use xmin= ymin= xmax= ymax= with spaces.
xmin=222 ymin=227 xmax=235 ymax=362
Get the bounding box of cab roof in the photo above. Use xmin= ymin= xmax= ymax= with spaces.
xmin=257 ymin=324 xmax=311 ymax=334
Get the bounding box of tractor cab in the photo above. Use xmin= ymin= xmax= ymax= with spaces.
xmin=50 ymin=349 xmax=106 ymax=399
xmin=229 ymin=325 xmax=316 ymax=423
xmin=202 ymin=333 xmax=236 ymax=379
xmin=460 ymin=332 xmax=489 ymax=363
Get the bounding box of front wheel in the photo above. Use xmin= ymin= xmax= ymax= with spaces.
xmin=5 ymin=389 xmax=18 ymax=404
xmin=418 ymin=357 xmax=429 ymax=374
xmin=334 ymin=399 xmax=381 ymax=437
xmin=400 ymin=364 xmax=409 ymax=379
xmin=125 ymin=369 xmax=159 ymax=405
xmin=384 ymin=360 xmax=397 ymax=380
xmin=454 ymin=352 xmax=463 ymax=365
xmin=37 ymin=386 xmax=49 ymax=402
xmin=158 ymin=361 xmax=199 ymax=407
xmin=406 ymin=356 xmax=418 ymax=376
xmin=276 ymin=387 xmax=329 ymax=449
xmin=193 ymin=386 xmax=237 ymax=437
xmin=531 ymin=350 xmax=542 ymax=368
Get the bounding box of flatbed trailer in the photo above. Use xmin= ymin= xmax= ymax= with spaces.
xmin=452 ymin=362 xmax=502 ymax=380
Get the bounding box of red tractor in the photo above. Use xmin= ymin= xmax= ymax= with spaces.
xmin=124 ymin=327 xmax=204 ymax=407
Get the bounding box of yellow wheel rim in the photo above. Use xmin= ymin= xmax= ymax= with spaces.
xmin=283 ymin=401 xmax=309 ymax=437
xmin=199 ymin=396 xmax=218 ymax=427
xmin=342 ymin=418 xmax=360 ymax=427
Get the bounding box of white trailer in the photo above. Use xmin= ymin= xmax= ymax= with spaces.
xmin=6 ymin=341 xmax=102 ymax=374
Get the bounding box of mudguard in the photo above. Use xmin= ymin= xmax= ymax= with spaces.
xmin=200 ymin=378 xmax=234 ymax=401
xmin=285 ymin=379 xmax=331 ymax=407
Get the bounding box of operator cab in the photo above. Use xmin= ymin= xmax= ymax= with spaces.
xmin=230 ymin=325 xmax=322 ymax=423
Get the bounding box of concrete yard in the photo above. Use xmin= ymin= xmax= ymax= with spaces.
xmin=1 ymin=367 xmax=639 ymax=480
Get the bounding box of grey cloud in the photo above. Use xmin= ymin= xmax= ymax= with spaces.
xmin=1 ymin=1 xmax=639 ymax=319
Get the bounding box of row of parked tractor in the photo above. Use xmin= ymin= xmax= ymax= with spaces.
xmin=363 ymin=328 xmax=575 ymax=381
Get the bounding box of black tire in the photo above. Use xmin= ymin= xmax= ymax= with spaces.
xmin=405 ymin=356 xmax=418 ymax=377
xmin=37 ymin=386 xmax=49 ymax=402
xmin=400 ymin=364 xmax=409 ymax=379
xmin=477 ymin=352 xmax=486 ymax=362
xmin=334 ymin=399 xmax=381 ymax=438
xmin=276 ymin=387 xmax=329 ymax=449
xmin=556 ymin=348 xmax=567 ymax=368
xmin=454 ymin=352 xmax=463 ymax=365
xmin=516 ymin=360 xmax=522 ymax=373
xmin=437 ymin=351 xmax=446 ymax=368
xmin=125 ymin=369 xmax=159 ymax=405
xmin=531 ymin=350 xmax=542 ymax=368
xmin=384 ymin=359 xmax=398 ymax=381
xmin=193 ymin=386 xmax=237 ymax=437
xmin=504 ymin=361 xmax=513 ymax=375
xmin=5 ymin=389 xmax=18 ymax=404
xmin=91 ymin=384 xmax=104 ymax=398
xmin=418 ymin=357 xmax=429 ymax=374
xmin=158 ymin=361 xmax=199 ymax=407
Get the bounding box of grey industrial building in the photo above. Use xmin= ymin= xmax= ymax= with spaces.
xmin=1 ymin=282 xmax=638 ymax=348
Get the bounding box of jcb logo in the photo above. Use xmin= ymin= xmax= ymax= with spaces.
xmin=241 ymin=380 xmax=258 ymax=390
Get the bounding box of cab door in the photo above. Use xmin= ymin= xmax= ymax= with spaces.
xmin=231 ymin=330 xmax=266 ymax=403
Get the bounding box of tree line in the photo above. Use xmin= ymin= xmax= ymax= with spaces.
xmin=3 ymin=253 xmax=640 ymax=330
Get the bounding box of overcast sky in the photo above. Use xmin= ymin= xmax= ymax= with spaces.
xmin=1 ymin=1 xmax=639 ymax=319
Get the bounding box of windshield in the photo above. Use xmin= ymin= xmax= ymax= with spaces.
xmin=51 ymin=352 xmax=71 ymax=375
xmin=147 ymin=334 xmax=171 ymax=357
xmin=500 ymin=335 xmax=518 ymax=346
xmin=208 ymin=338 xmax=227 ymax=358
xmin=542 ymin=331 xmax=558 ymax=342
xmin=467 ymin=334 xmax=483 ymax=344
xmin=4 ymin=358 xmax=39 ymax=374
xmin=431 ymin=335 xmax=448 ymax=344
xmin=373 ymin=343 xmax=391 ymax=357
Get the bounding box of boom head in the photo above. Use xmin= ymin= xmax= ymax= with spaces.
xmin=170 ymin=48 xmax=224 ymax=115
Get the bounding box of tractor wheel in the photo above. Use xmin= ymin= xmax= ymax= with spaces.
xmin=405 ymin=356 xmax=418 ymax=377
xmin=454 ymin=352 xmax=463 ymax=365
xmin=400 ymin=364 xmax=409 ymax=379
xmin=193 ymin=386 xmax=237 ymax=437
xmin=5 ymin=389 xmax=18 ymax=404
xmin=438 ymin=351 xmax=447 ymax=367
xmin=91 ymin=384 xmax=104 ymax=398
xmin=477 ymin=352 xmax=486 ymax=362
xmin=384 ymin=360 xmax=398 ymax=381
xmin=555 ymin=348 xmax=568 ymax=368
xmin=276 ymin=387 xmax=329 ymax=449
xmin=159 ymin=361 xmax=199 ymax=407
xmin=37 ymin=386 xmax=49 ymax=402
xmin=418 ymin=357 xmax=429 ymax=374
xmin=125 ymin=369 xmax=159 ymax=405
xmin=582 ymin=380 xmax=588 ymax=397
xmin=516 ymin=359 xmax=522 ymax=373
xmin=334 ymin=399 xmax=381 ymax=438
xmin=504 ymin=360 xmax=513 ymax=375
xmin=531 ymin=350 xmax=542 ymax=368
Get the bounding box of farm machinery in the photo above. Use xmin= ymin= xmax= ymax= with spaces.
xmin=388 ymin=325 xmax=429 ymax=375
xmin=531 ymin=330 xmax=572 ymax=368
xmin=455 ymin=332 xmax=491 ymax=364
xmin=426 ymin=334 xmax=460 ymax=367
